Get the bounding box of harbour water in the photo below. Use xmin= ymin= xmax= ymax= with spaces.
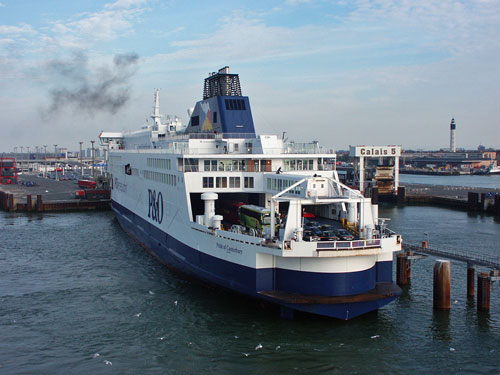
xmin=1 ymin=205 xmax=499 ymax=373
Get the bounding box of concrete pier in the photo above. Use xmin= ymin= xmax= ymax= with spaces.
xmin=402 ymin=184 xmax=500 ymax=216
xmin=0 ymin=175 xmax=110 ymax=213
xmin=433 ymin=260 xmax=451 ymax=310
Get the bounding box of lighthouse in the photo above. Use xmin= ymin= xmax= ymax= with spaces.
xmin=450 ymin=118 xmax=456 ymax=152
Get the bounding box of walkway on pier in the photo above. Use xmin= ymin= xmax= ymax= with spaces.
xmin=403 ymin=243 xmax=500 ymax=269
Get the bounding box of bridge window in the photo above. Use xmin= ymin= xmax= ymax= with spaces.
xmin=216 ymin=176 xmax=227 ymax=188
xmin=229 ymin=177 xmax=240 ymax=188
xmin=203 ymin=177 xmax=214 ymax=188
xmin=244 ymin=177 xmax=254 ymax=188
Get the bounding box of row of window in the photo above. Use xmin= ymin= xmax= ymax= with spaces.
xmin=225 ymin=99 xmax=246 ymax=111
xmin=202 ymin=176 xmax=254 ymax=189
xmin=144 ymin=170 xmax=177 ymax=186
xmin=203 ymin=159 xmax=271 ymax=172
xmin=147 ymin=157 xmax=171 ymax=170
xmin=283 ymin=159 xmax=314 ymax=171
xmin=267 ymin=178 xmax=303 ymax=195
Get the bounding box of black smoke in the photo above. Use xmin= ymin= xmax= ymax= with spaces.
xmin=43 ymin=51 xmax=139 ymax=116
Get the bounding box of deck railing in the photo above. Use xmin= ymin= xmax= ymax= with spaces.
xmin=316 ymin=239 xmax=381 ymax=251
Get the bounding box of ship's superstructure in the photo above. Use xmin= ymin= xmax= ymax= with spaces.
xmin=99 ymin=67 xmax=402 ymax=319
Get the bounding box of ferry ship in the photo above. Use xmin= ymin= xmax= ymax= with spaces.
xmin=99 ymin=67 xmax=402 ymax=319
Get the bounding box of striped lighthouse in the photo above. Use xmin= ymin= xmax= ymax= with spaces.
xmin=450 ymin=118 xmax=456 ymax=152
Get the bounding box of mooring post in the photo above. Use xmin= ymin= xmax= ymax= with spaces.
xmin=397 ymin=186 xmax=406 ymax=205
xmin=371 ymin=187 xmax=379 ymax=205
xmin=477 ymin=272 xmax=490 ymax=311
xmin=8 ymin=193 xmax=14 ymax=212
xmin=26 ymin=194 xmax=32 ymax=211
xmin=495 ymin=195 xmax=500 ymax=214
xmin=468 ymin=192 xmax=479 ymax=211
xmin=480 ymin=193 xmax=487 ymax=212
xmin=396 ymin=252 xmax=409 ymax=286
xmin=433 ymin=260 xmax=451 ymax=310
xmin=36 ymin=194 xmax=43 ymax=212
xmin=467 ymin=263 xmax=475 ymax=298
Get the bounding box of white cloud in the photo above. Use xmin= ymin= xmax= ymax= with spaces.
xmin=0 ymin=23 xmax=36 ymax=35
xmin=105 ymin=0 xmax=149 ymax=10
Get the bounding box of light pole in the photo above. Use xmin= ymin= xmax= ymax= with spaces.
xmin=54 ymin=144 xmax=58 ymax=181
xmin=91 ymin=140 xmax=95 ymax=180
xmin=79 ymin=141 xmax=83 ymax=177
xmin=14 ymin=147 xmax=17 ymax=162
xmin=20 ymin=146 xmax=24 ymax=173
xmin=43 ymin=145 xmax=48 ymax=178
xmin=26 ymin=146 xmax=30 ymax=174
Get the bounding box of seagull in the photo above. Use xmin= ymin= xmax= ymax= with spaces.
xmin=449 ymin=348 xmax=456 ymax=352
xmin=103 ymin=360 xmax=112 ymax=366
xmin=174 ymin=301 xmax=178 ymax=306
xmin=255 ymin=344 xmax=262 ymax=350
xmin=135 ymin=313 xmax=142 ymax=317
xmin=242 ymin=353 xmax=249 ymax=357
xmin=93 ymin=353 xmax=100 ymax=359
xmin=275 ymin=345 xmax=281 ymax=351
xmin=149 ymin=291 xmax=155 ymax=295
xmin=370 ymin=335 xmax=380 ymax=339
xmin=234 ymin=336 xmax=239 ymax=339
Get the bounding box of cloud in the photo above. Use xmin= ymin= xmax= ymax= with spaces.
xmin=0 ymin=23 xmax=36 ymax=35
xmin=105 ymin=0 xmax=149 ymax=9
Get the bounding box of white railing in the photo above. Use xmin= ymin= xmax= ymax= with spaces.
xmin=316 ymin=239 xmax=381 ymax=250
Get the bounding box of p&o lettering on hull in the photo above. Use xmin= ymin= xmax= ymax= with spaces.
xmin=148 ymin=189 xmax=164 ymax=224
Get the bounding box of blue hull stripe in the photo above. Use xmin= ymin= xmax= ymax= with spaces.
xmin=113 ymin=201 xmax=400 ymax=319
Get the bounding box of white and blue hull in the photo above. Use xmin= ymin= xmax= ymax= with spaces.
xmin=112 ymin=197 xmax=401 ymax=320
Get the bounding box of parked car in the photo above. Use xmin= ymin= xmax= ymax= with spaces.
xmin=303 ymin=230 xmax=321 ymax=241
xmin=319 ymin=230 xmax=340 ymax=241
xmin=335 ymin=228 xmax=355 ymax=241
xmin=320 ymin=224 xmax=334 ymax=231
xmin=304 ymin=221 xmax=321 ymax=231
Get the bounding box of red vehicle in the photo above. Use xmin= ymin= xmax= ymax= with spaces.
xmin=78 ymin=179 xmax=97 ymax=189
xmin=217 ymin=200 xmax=245 ymax=225
xmin=0 ymin=158 xmax=18 ymax=184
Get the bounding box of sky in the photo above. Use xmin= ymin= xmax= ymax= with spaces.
xmin=1 ymin=0 xmax=499 ymax=153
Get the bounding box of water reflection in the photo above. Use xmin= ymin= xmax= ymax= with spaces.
xmin=431 ymin=309 xmax=451 ymax=341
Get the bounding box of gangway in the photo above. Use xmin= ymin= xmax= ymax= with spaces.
xmin=403 ymin=243 xmax=500 ymax=270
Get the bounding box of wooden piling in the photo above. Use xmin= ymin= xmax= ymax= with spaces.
xmin=468 ymin=192 xmax=479 ymax=211
xmin=36 ymin=194 xmax=43 ymax=212
xmin=396 ymin=252 xmax=409 ymax=286
xmin=480 ymin=193 xmax=487 ymax=211
xmin=495 ymin=195 xmax=500 ymax=214
xmin=8 ymin=194 xmax=14 ymax=212
xmin=26 ymin=195 xmax=32 ymax=211
xmin=477 ymin=272 xmax=490 ymax=311
xmin=433 ymin=260 xmax=451 ymax=310
xmin=371 ymin=187 xmax=379 ymax=205
xmin=467 ymin=264 xmax=475 ymax=298
xmin=0 ymin=191 xmax=6 ymax=210
xmin=397 ymin=186 xmax=406 ymax=205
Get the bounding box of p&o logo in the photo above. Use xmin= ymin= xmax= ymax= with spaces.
xmin=148 ymin=189 xmax=164 ymax=224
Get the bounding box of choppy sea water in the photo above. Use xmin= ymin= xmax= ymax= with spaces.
xmin=1 ymin=207 xmax=499 ymax=374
